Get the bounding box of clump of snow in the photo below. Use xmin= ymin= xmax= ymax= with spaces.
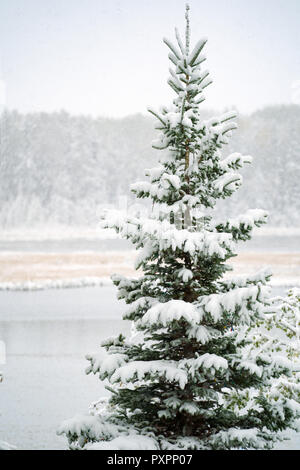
xmin=58 ymin=413 xmax=158 ymax=450
xmin=102 ymin=211 xmax=234 ymax=259
xmin=183 ymin=354 xmax=228 ymax=376
xmin=138 ymin=299 xmax=202 ymax=328
xmin=198 ymin=284 xmax=270 ymax=323
xmin=219 ymin=152 xmax=252 ymax=170
xmin=110 ymin=360 xmax=188 ymax=390
xmin=178 ymin=267 xmax=193 ymax=282
xmin=224 ymin=209 xmax=269 ymax=230
xmin=86 ymin=352 xmax=128 ymax=378
xmin=214 ymin=172 xmax=243 ymax=193
xmin=210 ymin=427 xmax=267 ymax=450
xmin=86 ymin=435 xmax=158 ymax=450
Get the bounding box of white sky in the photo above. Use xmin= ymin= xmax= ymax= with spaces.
xmin=0 ymin=0 xmax=299 ymax=117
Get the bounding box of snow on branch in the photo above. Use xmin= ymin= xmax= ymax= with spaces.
xmin=110 ymin=360 xmax=188 ymax=390
xmin=138 ymin=299 xmax=203 ymax=328
xmin=214 ymin=172 xmax=243 ymax=194
xmin=219 ymin=269 xmax=273 ymax=292
xmin=163 ymin=37 xmax=182 ymax=61
xmin=86 ymin=352 xmax=128 ymax=379
xmin=216 ymin=209 xmax=269 ymax=241
xmin=101 ymin=210 xmax=234 ymax=259
xmin=219 ymin=153 xmax=253 ymax=171
xmin=197 ymin=284 xmax=271 ymax=324
xmin=188 ymin=38 xmax=207 ymax=66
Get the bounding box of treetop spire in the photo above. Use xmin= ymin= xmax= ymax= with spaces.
xmin=185 ymin=3 xmax=191 ymax=55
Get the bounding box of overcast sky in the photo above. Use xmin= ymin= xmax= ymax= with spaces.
xmin=0 ymin=0 xmax=299 ymax=117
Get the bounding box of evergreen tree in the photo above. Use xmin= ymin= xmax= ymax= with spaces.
xmin=58 ymin=5 xmax=300 ymax=450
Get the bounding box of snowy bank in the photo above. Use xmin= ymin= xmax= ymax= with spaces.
xmin=0 ymin=226 xmax=299 ymax=242
xmin=0 ymin=276 xmax=299 ymax=292
xmin=0 ymin=277 xmax=113 ymax=291
xmin=0 ymin=227 xmax=119 ymax=242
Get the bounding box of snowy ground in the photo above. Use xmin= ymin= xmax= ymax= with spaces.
xmin=0 ymin=235 xmax=299 ymax=289
xmin=0 ymin=251 xmax=299 ymax=288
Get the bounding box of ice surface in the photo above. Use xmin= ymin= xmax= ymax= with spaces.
xmin=0 ymin=286 xmax=130 ymax=450
xmin=0 ymin=232 xmax=299 ymax=253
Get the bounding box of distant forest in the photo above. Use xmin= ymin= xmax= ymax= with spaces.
xmin=0 ymin=105 xmax=299 ymax=228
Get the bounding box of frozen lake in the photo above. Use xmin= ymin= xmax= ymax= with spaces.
xmin=0 ymin=286 xmax=131 ymax=450
xmin=0 ymin=233 xmax=299 ymax=253
xmin=0 ymin=285 xmax=299 ymax=450
xmin=0 ymin=238 xmax=131 ymax=253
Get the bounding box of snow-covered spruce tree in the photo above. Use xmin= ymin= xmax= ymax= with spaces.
xmin=58 ymin=5 xmax=300 ymax=450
